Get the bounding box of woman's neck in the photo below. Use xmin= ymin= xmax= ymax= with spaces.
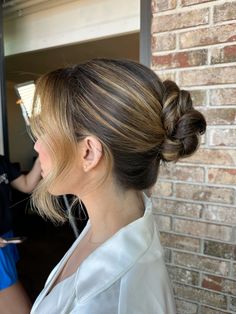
xmin=80 ymin=182 xmax=144 ymax=244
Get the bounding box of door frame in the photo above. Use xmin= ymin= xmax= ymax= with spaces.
xmin=0 ymin=2 xmax=9 ymax=157
xmin=140 ymin=0 xmax=152 ymax=67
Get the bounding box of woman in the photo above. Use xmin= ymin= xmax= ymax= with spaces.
xmin=30 ymin=59 xmax=206 ymax=314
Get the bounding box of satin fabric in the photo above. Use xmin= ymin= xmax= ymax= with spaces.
xmin=31 ymin=195 xmax=176 ymax=314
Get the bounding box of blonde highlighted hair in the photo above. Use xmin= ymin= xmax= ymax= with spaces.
xmin=31 ymin=59 xmax=206 ymax=223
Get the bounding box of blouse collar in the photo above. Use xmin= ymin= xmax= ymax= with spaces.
xmin=75 ymin=194 xmax=154 ymax=303
xmin=37 ymin=194 xmax=154 ymax=306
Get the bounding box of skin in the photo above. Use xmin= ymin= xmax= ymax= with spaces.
xmin=0 ymin=157 xmax=41 ymax=314
xmin=34 ymin=136 xmax=144 ymax=289
xmin=0 ymin=283 xmax=32 ymax=314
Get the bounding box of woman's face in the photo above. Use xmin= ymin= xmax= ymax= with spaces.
xmin=34 ymin=135 xmax=105 ymax=197
xmin=34 ymin=137 xmax=86 ymax=196
xmin=34 ymin=138 xmax=52 ymax=178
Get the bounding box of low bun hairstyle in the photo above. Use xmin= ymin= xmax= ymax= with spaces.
xmin=160 ymin=80 xmax=206 ymax=162
xmin=31 ymin=58 xmax=206 ymax=223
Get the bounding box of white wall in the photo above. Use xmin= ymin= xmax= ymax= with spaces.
xmin=4 ymin=0 xmax=140 ymax=56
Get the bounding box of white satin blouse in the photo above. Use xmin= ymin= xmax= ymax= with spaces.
xmin=31 ymin=196 xmax=176 ymax=314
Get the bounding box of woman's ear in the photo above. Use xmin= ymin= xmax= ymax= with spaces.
xmin=81 ymin=136 xmax=103 ymax=172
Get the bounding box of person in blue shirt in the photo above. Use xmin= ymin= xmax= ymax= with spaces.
xmin=0 ymin=155 xmax=41 ymax=314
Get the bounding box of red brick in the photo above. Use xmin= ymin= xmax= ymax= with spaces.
xmin=182 ymin=148 xmax=236 ymax=166
xmin=190 ymin=90 xmax=207 ymax=106
xmin=175 ymin=183 xmax=234 ymax=204
xmin=202 ymin=274 xmax=236 ymax=295
xmin=203 ymin=205 xmax=236 ymax=224
xmin=200 ymin=133 xmax=206 ymax=145
xmin=155 ymin=71 xmax=176 ymax=81
xmin=152 ymin=50 xmax=207 ymax=70
xmin=152 ymin=0 xmax=177 ymax=12
xmin=202 ymin=274 xmax=222 ymax=292
xmin=204 ymin=240 xmax=236 ymax=259
xmin=175 ymin=298 xmax=198 ymax=314
xmin=159 ymin=164 xmax=205 ymax=182
xmin=160 ymin=231 xmax=200 ymax=252
xmin=214 ymin=2 xmax=236 ymax=23
xmin=152 ymin=181 xmax=173 ymax=197
xmin=179 ymin=66 xmax=236 ymax=86
xmin=211 ymin=45 xmax=236 ymax=64
xmin=173 ymin=218 xmax=232 ymax=241
xmin=209 ymin=128 xmax=236 ymax=147
xmin=200 ymin=306 xmax=233 ymax=314
xmin=210 ymin=89 xmax=236 ymax=106
xmin=154 ymin=214 xmax=172 ymax=231
xmin=201 ymin=108 xmax=236 ymax=125
xmin=152 ymin=198 xmax=203 ymax=218
xmin=232 ymin=263 xmax=236 ymax=277
xmin=173 ymin=283 xmax=227 ymax=309
xmin=208 ymin=168 xmax=236 ymax=185
xmin=173 ymin=251 xmax=230 ymax=276
xmin=182 ymin=0 xmax=215 ymax=5
xmin=152 ymin=8 xmax=209 ymax=32
xmin=152 ymin=33 xmax=176 ymax=52
xmin=230 ymin=296 xmax=236 ymax=312
xmin=168 ymin=265 xmax=199 ymax=285
xmin=179 ymin=24 xmax=236 ymax=49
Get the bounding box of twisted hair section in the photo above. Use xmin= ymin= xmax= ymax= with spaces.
xmin=160 ymin=80 xmax=206 ymax=162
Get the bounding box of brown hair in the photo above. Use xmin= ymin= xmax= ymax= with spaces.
xmin=31 ymin=59 xmax=206 ymax=222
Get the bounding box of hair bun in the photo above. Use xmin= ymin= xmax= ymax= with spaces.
xmin=160 ymin=80 xmax=206 ymax=162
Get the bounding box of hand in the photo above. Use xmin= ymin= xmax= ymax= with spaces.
xmin=0 ymin=237 xmax=7 ymax=248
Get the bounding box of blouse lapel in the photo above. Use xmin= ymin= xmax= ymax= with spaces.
xmin=75 ymin=196 xmax=154 ymax=303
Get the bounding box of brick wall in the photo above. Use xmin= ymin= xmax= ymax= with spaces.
xmin=151 ymin=1 xmax=236 ymax=313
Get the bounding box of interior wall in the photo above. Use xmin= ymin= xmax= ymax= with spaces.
xmin=7 ymin=81 xmax=35 ymax=170
xmin=4 ymin=0 xmax=140 ymax=56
